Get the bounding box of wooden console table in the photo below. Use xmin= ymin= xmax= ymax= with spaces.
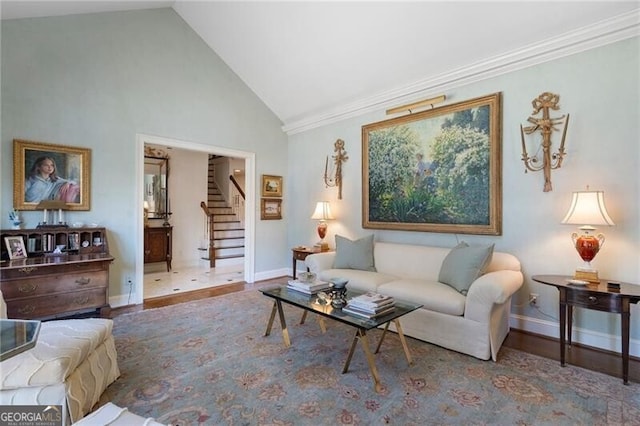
xmin=291 ymin=246 xmax=322 ymax=279
xmin=144 ymin=226 xmax=172 ymax=272
xmin=532 ymin=274 xmax=640 ymax=384
xmin=0 ymin=227 xmax=113 ymax=320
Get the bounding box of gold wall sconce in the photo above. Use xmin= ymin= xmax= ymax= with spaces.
xmin=324 ymin=139 xmax=348 ymax=199
xmin=520 ymin=92 xmax=569 ymax=192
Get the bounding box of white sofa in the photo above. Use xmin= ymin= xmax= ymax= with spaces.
xmin=0 ymin=291 xmax=120 ymax=424
xmin=305 ymin=241 xmax=523 ymax=361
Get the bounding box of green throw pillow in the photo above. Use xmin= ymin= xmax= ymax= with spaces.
xmin=332 ymin=235 xmax=376 ymax=272
xmin=438 ymin=242 xmax=494 ymax=295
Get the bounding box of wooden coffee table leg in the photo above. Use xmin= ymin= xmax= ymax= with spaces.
xmin=393 ymin=319 xmax=413 ymax=366
xmin=358 ymin=329 xmax=384 ymax=393
xmin=317 ymin=316 xmax=327 ymax=334
xmin=374 ymin=321 xmax=391 ymax=354
xmin=342 ymin=329 xmax=360 ymax=373
xmin=300 ymin=310 xmax=308 ymax=325
xmin=275 ymin=300 xmax=291 ymax=347
xmin=264 ymin=301 xmax=278 ymax=337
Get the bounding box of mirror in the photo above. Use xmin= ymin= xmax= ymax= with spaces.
xmin=144 ymin=155 xmax=169 ymax=221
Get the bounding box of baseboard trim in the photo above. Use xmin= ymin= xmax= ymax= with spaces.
xmin=511 ymin=313 xmax=640 ymax=358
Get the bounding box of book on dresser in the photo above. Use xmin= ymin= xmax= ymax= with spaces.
xmin=0 ymin=226 xmax=114 ymax=320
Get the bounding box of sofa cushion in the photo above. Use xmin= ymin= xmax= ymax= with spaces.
xmin=332 ymin=234 xmax=376 ymax=272
xmin=438 ymin=242 xmax=494 ymax=295
xmin=1 ymin=318 xmax=114 ymax=389
xmin=318 ymin=269 xmax=396 ymax=293
xmin=378 ymin=279 xmax=466 ymax=316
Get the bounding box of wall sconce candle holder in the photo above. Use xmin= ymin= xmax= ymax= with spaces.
xmin=324 ymin=139 xmax=348 ymax=199
xmin=520 ymin=92 xmax=569 ymax=192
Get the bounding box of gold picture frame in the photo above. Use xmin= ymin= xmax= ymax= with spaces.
xmin=261 ymin=174 xmax=283 ymax=197
xmin=362 ymin=93 xmax=502 ymax=235
xmin=4 ymin=236 xmax=27 ymax=260
xmin=13 ymin=139 xmax=91 ymax=211
xmin=261 ymin=198 xmax=282 ymax=220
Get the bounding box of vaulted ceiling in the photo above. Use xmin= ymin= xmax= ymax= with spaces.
xmin=2 ymin=1 xmax=638 ymax=133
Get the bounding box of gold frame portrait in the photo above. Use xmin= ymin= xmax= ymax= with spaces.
xmin=13 ymin=139 xmax=91 ymax=211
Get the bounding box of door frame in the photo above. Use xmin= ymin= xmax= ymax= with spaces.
xmin=135 ymin=133 xmax=256 ymax=304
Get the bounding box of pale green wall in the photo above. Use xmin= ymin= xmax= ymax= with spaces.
xmin=1 ymin=9 xmax=289 ymax=298
xmin=287 ymin=37 xmax=640 ymax=354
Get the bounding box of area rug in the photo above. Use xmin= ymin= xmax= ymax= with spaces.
xmin=104 ymin=288 xmax=640 ymax=425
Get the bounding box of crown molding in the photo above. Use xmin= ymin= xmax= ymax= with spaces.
xmin=283 ymin=9 xmax=639 ymax=136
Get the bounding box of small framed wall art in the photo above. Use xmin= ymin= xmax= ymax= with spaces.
xmin=261 ymin=198 xmax=282 ymax=220
xmin=261 ymin=175 xmax=283 ymax=197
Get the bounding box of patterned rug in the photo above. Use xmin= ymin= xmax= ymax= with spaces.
xmin=104 ymin=288 xmax=640 ymax=425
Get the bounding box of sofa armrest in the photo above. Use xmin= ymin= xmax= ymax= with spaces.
xmin=305 ymin=252 xmax=336 ymax=274
xmin=464 ymin=270 xmax=524 ymax=323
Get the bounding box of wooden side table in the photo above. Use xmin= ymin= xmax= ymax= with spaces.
xmin=532 ymin=274 xmax=640 ymax=384
xmin=291 ymin=246 xmax=318 ymax=279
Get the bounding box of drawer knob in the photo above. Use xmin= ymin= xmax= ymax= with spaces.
xmin=588 ymin=296 xmax=598 ymax=303
xmin=74 ymin=296 xmax=89 ymax=305
xmin=75 ymin=277 xmax=91 ymax=285
xmin=18 ymin=305 xmax=35 ymax=315
xmin=18 ymin=283 xmax=38 ymax=293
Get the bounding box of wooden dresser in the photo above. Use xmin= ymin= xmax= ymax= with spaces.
xmin=0 ymin=227 xmax=113 ymax=320
xmin=144 ymin=226 xmax=172 ymax=272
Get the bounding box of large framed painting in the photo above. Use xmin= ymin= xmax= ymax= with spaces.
xmin=362 ymin=93 xmax=502 ymax=235
xmin=13 ymin=139 xmax=91 ymax=211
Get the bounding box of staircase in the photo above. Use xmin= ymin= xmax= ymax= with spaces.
xmin=201 ymin=158 xmax=245 ymax=267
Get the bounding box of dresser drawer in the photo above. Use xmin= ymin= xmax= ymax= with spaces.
xmin=6 ymin=288 xmax=108 ymax=319
xmin=567 ymin=290 xmax=622 ymax=313
xmin=1 ymin=261 xmax=106 ymax=280
xmin=0 ymin=271 xmax=107 ymax=300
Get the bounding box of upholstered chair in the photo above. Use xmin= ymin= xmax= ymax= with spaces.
xmin=0 ymin=290 xmax=120 ymax=424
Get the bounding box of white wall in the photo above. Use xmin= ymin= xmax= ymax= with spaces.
xmin=1 ymin=9 xmax=289 ymax=301
xmin=165 ymin=146 xmax=208 ymax=268
xmin=287 ymin=38 xmax=640 ymax=354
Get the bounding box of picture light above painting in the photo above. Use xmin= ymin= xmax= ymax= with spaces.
xmin=361 ymin=92 xmax=502 ymax=236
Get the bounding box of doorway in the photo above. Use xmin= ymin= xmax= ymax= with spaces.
xmin=134 ymin=133 xmax=255 ymax=305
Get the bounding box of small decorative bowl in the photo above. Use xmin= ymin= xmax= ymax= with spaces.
xmin=329 ymin=277 xmax=348 ymax=289
xmin=298 ymin=271 xmax=316 ymax=283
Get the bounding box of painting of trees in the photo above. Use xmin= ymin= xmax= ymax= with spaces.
xmin=362 ymin=93 xmax=501 ymax=235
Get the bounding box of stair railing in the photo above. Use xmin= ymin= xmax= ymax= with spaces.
xmin=229 ymin=175 xmax=245 ymax=226
xmin=200 ymin=201 xmax=215 ymax=268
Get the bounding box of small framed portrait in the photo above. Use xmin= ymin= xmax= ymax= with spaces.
xmin=5 ymin=236 xmax=28 ymax=260
xmin=261 ymin=198 xmax=282 ymax=220
xmin=261 ymin=174 xmax=283 ymax=197
xmin=13 ymin=139 xmax=91 ymax=211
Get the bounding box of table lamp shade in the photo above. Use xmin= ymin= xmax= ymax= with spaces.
xmin=311 ymin=201 xmax=334 ymax=251
xmin=561 ymin=191 xmax=614 ymax=227
xmin=561 ymin=190 xmax=614 ymax=283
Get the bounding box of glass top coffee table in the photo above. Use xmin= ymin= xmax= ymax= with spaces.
xmin=1 ymin=319 xmax=41 ymax=361
xmin=260 ymin=285 xmax=423 ymax=392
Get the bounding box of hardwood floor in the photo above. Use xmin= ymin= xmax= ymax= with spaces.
xmin=110 ymin=277 xmax=639 ymax=384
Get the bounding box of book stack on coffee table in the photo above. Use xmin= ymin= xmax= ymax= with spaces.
xmin=287 ymin=279 xmax=331 ymax=295
xmin=343 ymin=292 xmax=395 ymax=319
